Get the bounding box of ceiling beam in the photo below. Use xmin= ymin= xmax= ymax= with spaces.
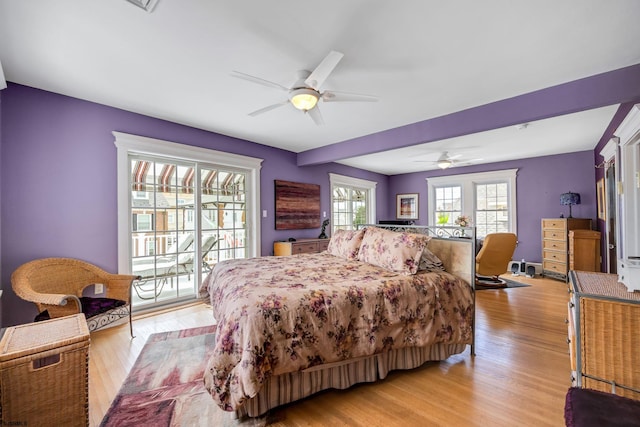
xmin=297 ymin=63 xmax=640 ymax=167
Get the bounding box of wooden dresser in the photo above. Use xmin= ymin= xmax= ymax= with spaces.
xmin=274 ymin=238 xmax=330 ymax=256
xmin=567 ymin=271 xmax=640 ymax=399
xmin=541 ymin=218 xmax=592 ymax=281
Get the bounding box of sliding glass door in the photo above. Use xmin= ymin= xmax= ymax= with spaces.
xmin=129 ymin=156 xmax=247 ymax=308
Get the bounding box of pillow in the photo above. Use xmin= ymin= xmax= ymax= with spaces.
xmin=419 ymin=247 xmax=446 ymax=272
xmin=327 ymin=228 xmax=365 ymax=260
xmin=357 ymin=227 xmax=430 ymax=275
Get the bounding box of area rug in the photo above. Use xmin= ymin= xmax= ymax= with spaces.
xmin=476 ymin=276 xmax=532 ymax=290
xmin=100 ymin=326 xmax=274 ymax=427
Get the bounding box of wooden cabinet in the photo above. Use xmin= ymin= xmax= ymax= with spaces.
xmin=567 ymin=271 xmax=640 ymax=399
xmin=569 ymin=230 xmax=601 ymax=272
xmin=274 ymin=238 xmax=330 ymax=256
xmin=541 ymin=218 xmax=591 ymax=281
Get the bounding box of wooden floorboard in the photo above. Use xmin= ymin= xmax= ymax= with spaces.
xmin=88 ymin=274 xmax=572 ymax=426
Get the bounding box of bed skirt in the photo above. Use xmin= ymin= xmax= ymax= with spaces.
xmin=235 ymin=342 xmax=468 ymax=418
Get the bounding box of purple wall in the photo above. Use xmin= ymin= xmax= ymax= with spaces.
xmin=388 ymin=151 xmax=597 ymax=263
xmin=0 ymin=84 xmax=388 ymax=327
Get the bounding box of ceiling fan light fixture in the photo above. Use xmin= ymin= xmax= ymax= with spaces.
xmin=437 ymin=159 xmax=452 ymax=169
xmin=290 ymin=88 xmax=319 ymax=111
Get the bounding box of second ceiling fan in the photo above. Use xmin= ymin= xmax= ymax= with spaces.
xmin=232 ymin=51 xmax=378 ymax=125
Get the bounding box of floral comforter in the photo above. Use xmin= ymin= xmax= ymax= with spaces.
xmin=199 ymin=252 xmax=474 ymax=411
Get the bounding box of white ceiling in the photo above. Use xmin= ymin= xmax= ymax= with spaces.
xmin=1 ymin=1 xmax=639 ymax=174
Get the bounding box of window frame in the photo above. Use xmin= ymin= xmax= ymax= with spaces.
xmin=426 ymin=169 xmax=518 ymax=238
xmin=329 ymin=173 xmax=377 ymax=232
xmin=114 ymin=131 xmax=263 ymax=273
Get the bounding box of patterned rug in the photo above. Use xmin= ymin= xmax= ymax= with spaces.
xmin=100 ymin=326 xmax=273 ymax=427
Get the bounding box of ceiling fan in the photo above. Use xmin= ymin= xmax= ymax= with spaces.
xmin=416 ymin=151 xmax=483 ymax=169
xmin=231 ymin=51 xmax=378 ymax=125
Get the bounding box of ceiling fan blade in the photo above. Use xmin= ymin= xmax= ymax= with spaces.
xmin=322 ymin=90 xmax=378 ymax=103
xmin=231 ymin=70 xmax=290 ymax=91
xmin=305 ymin=51 xmax=344 ymax=90
xmin=248 ymin=100 xmax=289 ymax=117
xmin=456 ymin=157 xmax=484 ymax=164
xmin=307 ymin=106 xmax=325 ymax=126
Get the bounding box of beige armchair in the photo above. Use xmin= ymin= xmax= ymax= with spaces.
xmin=11 ymin=257 xmax=139 ymax=336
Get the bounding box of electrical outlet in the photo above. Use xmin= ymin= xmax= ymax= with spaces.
xmin=95 ymin=283 xmax=104 ymax=294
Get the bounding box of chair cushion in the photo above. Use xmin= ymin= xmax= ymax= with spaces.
xmin=33 ymin=297 xmax=126 ymax=322
xmin=564 ymin=387 xmax=640 ymax=426
xmin=80 ymin=297 xmax=126 ymax=318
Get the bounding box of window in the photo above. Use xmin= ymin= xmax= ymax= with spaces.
xmin=133 ymin=213 xmax=154 ymax=232
xmin=427 ymin=169 xmax=517 ymax=238
xmin=329 ymin=173 xmax=377 ymax=233
xmin=434 ymin=185 xmax=461 ymax=225
xmin=475 ymin=182 xmax=510 ymax=235
xmin=115 ymin=132 xmax=262 ymax=309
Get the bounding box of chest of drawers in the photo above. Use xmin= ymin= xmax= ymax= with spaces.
xmin=273 ymin=238 xmax=330 ymax=256
xmin=542 ymin=218 xmax=591 ymax=281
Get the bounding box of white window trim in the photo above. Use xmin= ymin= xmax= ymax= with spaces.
xmin=427 ymin=169 xmax=518 ymax=236
xmin=329 ymin=173 xmax=377 ymax=226
xmin=114 ymin=131 xmax=263 ymax=273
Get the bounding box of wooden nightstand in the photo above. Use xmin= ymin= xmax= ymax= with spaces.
xmin=274 ymin=238 xmax=330 ymax=256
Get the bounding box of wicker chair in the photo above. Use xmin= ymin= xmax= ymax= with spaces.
xmin=11 ymin=258 xmax=139 ymax=336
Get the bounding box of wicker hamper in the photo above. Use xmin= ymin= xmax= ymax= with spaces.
xmin=0 ymin=314 xmax=90 ymax=426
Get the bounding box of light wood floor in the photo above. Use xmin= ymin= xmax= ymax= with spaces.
xmin=89 ymin=274 xmax=572 ymax=426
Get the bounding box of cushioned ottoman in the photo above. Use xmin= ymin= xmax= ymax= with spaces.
xmin=565 ymin=387 xmax=640 ymax=426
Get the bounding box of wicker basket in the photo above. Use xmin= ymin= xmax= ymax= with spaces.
xmin=0 ymin=314 xmax=90 ymax=426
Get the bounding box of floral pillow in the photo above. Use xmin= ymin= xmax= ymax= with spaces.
xmin=357 ymin=227 xmax=431 ymax=275
xmin=419 ymin=247 xmax=446 ymax=272
xmin=327 ymin=228 xmax=366 ymax=260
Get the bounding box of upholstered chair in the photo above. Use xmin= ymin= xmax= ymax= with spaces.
xmin=475 ymin=233 xmax=518 ymax=287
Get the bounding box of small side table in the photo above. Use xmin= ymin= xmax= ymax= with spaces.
xmin=0 ymin=314 xmax=90 ymax=426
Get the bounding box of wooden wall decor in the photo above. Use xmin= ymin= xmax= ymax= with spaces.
xmin=275 ymin=180 xmax=321 ymax=230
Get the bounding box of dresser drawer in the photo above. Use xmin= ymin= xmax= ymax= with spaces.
xmin=292 ymin=242 xmax=318 ymax=254
xmin=317 ymin=240 xmax=330 ymax=252
xmin=543 ymin=239 xmax=567 ymax=251
xmin=543 ymin=259 xmax=567 ymax=274
xmin=543 ymin=249 xmax=565 ymax=262
xmin=543 ymin=229 xmax=566 ymax=240
xmin=542 ymin=219 xmax=568 ymax=230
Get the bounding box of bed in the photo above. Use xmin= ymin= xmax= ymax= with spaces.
xmin=199 ymin=225 xmax=476 ymax=418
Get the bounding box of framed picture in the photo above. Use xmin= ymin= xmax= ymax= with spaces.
xmin=396 ymin=193 xmax=419 ymax=220
xmin=274 ymin=180 xmax=321 ymax=230
xmin=597 ymin=178 xmax=606 ymax=220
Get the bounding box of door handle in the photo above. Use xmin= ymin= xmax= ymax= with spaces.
xmin=609 ymin=244 xmax=616 ymax=250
